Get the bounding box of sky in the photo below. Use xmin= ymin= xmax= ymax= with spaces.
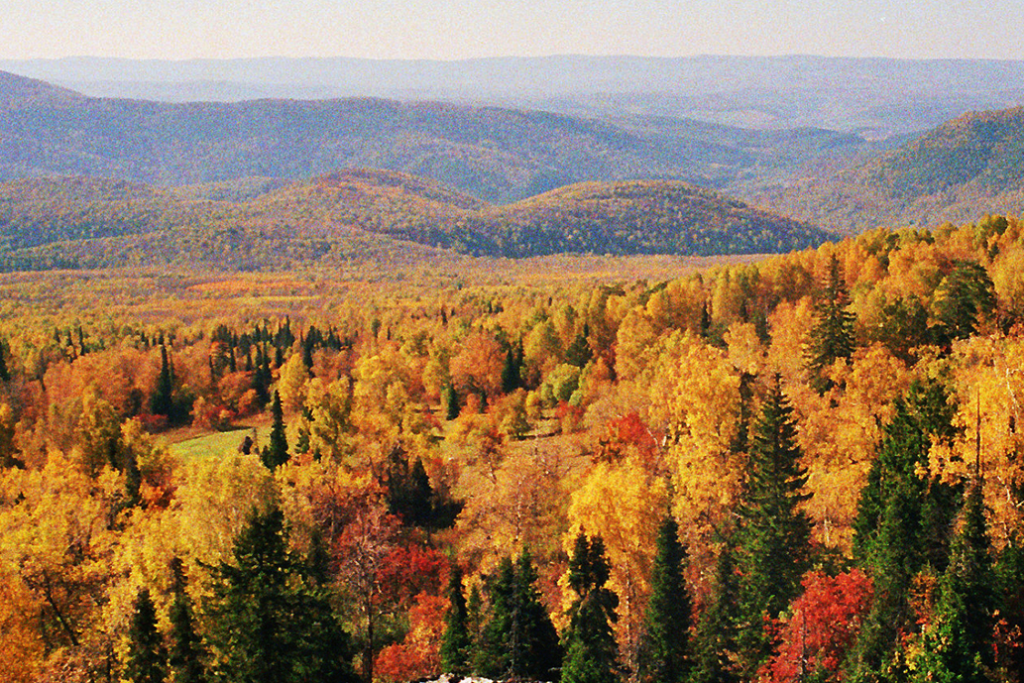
xmin=4 ymin=0 xmax=1024 ymax=62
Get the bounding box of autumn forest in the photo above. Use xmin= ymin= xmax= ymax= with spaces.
xmin=0 ymin=214 xmax=1022 ymax=683
xmin=2 ymin=62 xmax=1024 ymax=683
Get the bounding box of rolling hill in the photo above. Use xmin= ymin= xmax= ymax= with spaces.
xmin=0 ymin=170 xmax=830 ymax=270
xmin=7 ymin=55 xmax=1024 ymax=137
xmin=0 ymin=70 xmax=863 ymax=205
xmin=753 ymin=107 xmax=1024 ymax=234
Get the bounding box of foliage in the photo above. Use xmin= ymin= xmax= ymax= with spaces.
xmin=637 ymin=514 xmax=692 ymax=683
xmin=475 ymin=552 xmax=562 ymax=681
xmin=562 ymin=533 xmax=621 ymax=683
xmin=733 ymin=375 xmax=813 ymax=678
xmin=204 ymin=506 xmax=356 ymax=683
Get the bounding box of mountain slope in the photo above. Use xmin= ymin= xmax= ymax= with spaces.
xmin=6 ymin=55 xmax=1024 ymax=136
xmin=0 ymin=69 xmax=865 ymax=204
xmin=752 ymin=107 xmax=1024 ymax=234
xmin=0 ymin=171 xmax=829 ymax=270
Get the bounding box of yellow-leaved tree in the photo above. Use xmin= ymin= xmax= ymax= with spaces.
xmin=565 ymin=457 xmax=668 ymax=675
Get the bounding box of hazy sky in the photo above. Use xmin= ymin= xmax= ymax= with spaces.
xmin=4 ymin=0 xmax=1023 ymax=61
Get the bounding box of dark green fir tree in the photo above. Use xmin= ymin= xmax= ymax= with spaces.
xmin=689 ymin=540 xmax=741 ymax=683
xmin=911 ymin=476 xmax=995 ymax=683
xmin=440 ymin=564 xmax=471 ymax=676
xmin=125 ymin=588 xmax=169 ymax=683
xmin=805 ymin=253 xmax=856 ymax=392
xmin=638 ymin=514 xmax=692 ymax=683
xmin=562 ymin=532 xmax=620 ymax=683
xmin=733 ymin=375 xmax=812 ymax=679
xmin=168 ymin=560 xmax=206 ymax=683
xmin=851 ymin=380 xmax=962 ymax=681
xmin=205 ymin=506 xmax=356 ymax=683
xmin=475 ymin=552 xmax=561 ymax=681
xmin=262 ymin=390 xmax=289 ymax=470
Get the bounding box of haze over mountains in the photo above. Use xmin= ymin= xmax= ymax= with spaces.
xmin=6 ymin=55 xmax=1024 ymax=137
xmin=2 ymin=55 xmax=1024 ymax=268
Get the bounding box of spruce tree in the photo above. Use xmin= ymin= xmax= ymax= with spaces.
xmin=689 ymin=541 xmax=741 ymax=683
xmin=638 ymin=514 xmax=692 ymax=683
xmin=205 ymin=506 xmax=355 ymax=683
xmin=562 ymin=533 xmax=620 ymax=683
xmin=125 ymin=588 xmax=169 ymax=683
xmin=805 ymin=254 xmax=856 ymax=392
xmin=994 ymin=537 xmax=1024 ymax=681
xmin=168 ymin=561 xmax=206 ymax=683
xmin=0 ymin=338 xmax=9 ymax=382
xmin=851 ymin=380 xmax=962 ymax=680
xmin=440 ymin=564 xmax=471 ymax=676
xmin=253 ymin=346 xmax=272 ymax=408
xmin=262 ymin=390 xmax=289 ymax=470
xmin=933 ymin=260 xmax=996 ymax=344
xmin=733 ymin=375 xmax=812 ymax=678
xmin=151 ymin=344 xmax=175 ymax=418
xmin=475 ymin=552 xmax=561 ymax=681
xmin=911 ymin=477 xmax=995 ymax=683
xmin=442 ymin=383 xmax=460 ymax=421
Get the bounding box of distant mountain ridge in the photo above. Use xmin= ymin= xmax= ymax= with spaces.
xmin=6 ymin=55 xmax=1024 ymax=136
xmin=0 ymin=171 xmax=829 ymax=269
xmin=0 ymin=69 xmax=862 ymax=204
xmin=754 ymin=107 xmax=1024 ymax=233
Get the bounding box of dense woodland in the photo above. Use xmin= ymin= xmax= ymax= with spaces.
xmin=0 ymin=173 xmax=828 ymax=269
xmin=2 ymin=214 xmax=1024 ymax=682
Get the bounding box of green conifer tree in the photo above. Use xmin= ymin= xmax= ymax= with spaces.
xmin=638 ymin=514 xmax=692 ymax=683
xmin=150 ymin=344 xmax=175 ymax=418
xmin=442 ymin=384 xmax=461 ymax=421
xmin=562 ymin=533 xmax=620 ymax=683
xmin=733 ymin=375 xmax=812 ymax=678
xmin=168 ymin=560 xmax=206 ymax=683
xmin=933 ymin=260 xmax=997 ymax=344
xmin=262 ymin=390 xmax=289 ymax=470
xmin=205 ymin=506 xmax=355 ymax=683
xmin=806 ymin=254 xmax=856 ymax=392
xmin=911 ymin=477 xmax=995 ymax=683
xmin=0 ymin=338 xmax=10 ymax=383
xmin=689 ymin=541 xmax=741 ymax=683
xmin=125 ymin=588 xmax=169 ymax=683
xmin=850 ymin=380 xmax=962 ymax=681
xmin=440 ymin=564 xmax=471 ymax=676
xmin=475 ymin=552 xmax=561 ymax=680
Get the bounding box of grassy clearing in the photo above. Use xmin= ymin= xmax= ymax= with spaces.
xmin=168 ymin=425 xmax=268 ymax=462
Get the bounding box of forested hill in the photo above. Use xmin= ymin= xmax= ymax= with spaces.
xmin=0 ymin=171 xmax=829 ymax=269
xmin=0 ymin=69 xmax=865 ymax=205
xmin=0 ymin=70 xmax=84 ymax=106
xmin=757 ymin=107 xmax=1024 ymax=234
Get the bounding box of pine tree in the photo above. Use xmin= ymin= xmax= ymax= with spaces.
xmin=562 ymin=533 xmax=620 ymax=683
xmin=512 ymin=550 xmax=562 ymax=680
xmin=805 ymin=254 xmax=856 ymax=392
xmin=205 ymin=506 xmax=356 ymax=683
xmin=994 ymin=538 xmax=1024 ymax=682
xmin=440 ymin=564 xmax=471 ymax=676
xmin=689 ymin=541 xmax=741 ymax=683
xmin=475 ymin=552 xmax=561 ymax=681
xmin=733 ymin=375 xmax=812 ymax=678
xmin=150 ymin=344 xmax=175 ymax=418
xmin=168 ymin=560 xmax=206 ymax=683
xmin=933 ymin=260 xmax=997 ymax=344
xmin=911 ymin=477 xmax=995 ymax=683
xmin=253 ymin=345 xmax=271 ymax=408
xmin=125 ymin=588 xmax=169 ymax=683
xmin=638 ymin=514 xmax=692 ymax=683
xmin=442 ymin=383 xmax=461 ymax=421
xmin=851 ymin=380 xmax=962 ymax=680
xmin=262 ymin=390 xmax=289 ymax=470
xmin=0 ymin=338 xmax=9 ymax=382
